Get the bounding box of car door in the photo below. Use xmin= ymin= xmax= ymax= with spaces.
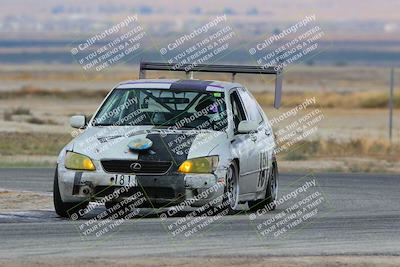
xmin=238 ymin=89 xmax=271 ymax=193
xmin=229 ymin=89 xmax=260 ymax=195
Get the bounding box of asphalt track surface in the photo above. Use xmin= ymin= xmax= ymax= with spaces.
xmin=0 ymin=168 xmax=399 ymax=259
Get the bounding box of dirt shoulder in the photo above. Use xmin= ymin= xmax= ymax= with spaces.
xmin=1 ymin=256 xmax=400 ymax=267
xmin=0 ymin=189 xmax=52 ymax=212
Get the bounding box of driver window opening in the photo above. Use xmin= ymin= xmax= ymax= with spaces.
xmin=230 ymin=91 xmax=247 ymax=130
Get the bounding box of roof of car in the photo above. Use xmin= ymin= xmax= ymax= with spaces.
xmin=115 ymin=79 xmax=243 ymax=93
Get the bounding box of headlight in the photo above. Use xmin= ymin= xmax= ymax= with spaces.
xmin=65 ymin=151 xmax=96 ymax=171
xmin=178 ymin=156 xmax=219 ymax=174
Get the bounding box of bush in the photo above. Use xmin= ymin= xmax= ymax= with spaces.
xmin=280 ymin=138 xmax=398 ymax=160
xmin=26 ymin=117 xmax=46 ymax=124
xmin=3 ymin=111 xmax=12 ymax=121
xmin=27 ymin=117 xmax=59 ymax=125
xmin=13 ymin=107 xmax=31 ymax=115
xmin=283 ymin=150 xmax=308 ymax=161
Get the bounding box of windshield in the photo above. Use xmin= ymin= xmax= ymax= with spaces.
xmin=92 ymin=88 xmax=228 ymax=131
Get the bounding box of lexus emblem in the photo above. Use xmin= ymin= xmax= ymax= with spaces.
xmin=130 ymin=162 xmax=142 ymax=171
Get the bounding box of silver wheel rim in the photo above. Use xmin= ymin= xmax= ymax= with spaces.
xmin=226 ymin=165 xmax=238 ymax=209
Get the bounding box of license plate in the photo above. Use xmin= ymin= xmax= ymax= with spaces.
xmin=111 ymin=174 xmax=137 ymax=186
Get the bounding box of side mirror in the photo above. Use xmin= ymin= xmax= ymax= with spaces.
xmin=70 ymin=115 xmax=86 ymax=129
xmin=237 ymin=120 xmax=258 ymax=134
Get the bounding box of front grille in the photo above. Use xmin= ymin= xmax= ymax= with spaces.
xmin=94 ymin=186 xmax=176 ymax=199
xmin=143 ymin=187 xmax=176 ymax=199
xmin=101 ymin=160 xmax=172 ymax=174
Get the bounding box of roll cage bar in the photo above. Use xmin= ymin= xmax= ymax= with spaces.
xmin=138 ymin=61 xmax=283 ymax=109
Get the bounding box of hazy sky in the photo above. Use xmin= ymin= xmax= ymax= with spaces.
xmin=1 ymin=0 xmax=399 ymax=22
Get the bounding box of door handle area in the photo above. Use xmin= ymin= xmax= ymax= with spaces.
xmin=265 ymin=129 xmax=271 ymax=136
xmin=250 ymin=135 xmax=257 ymax=142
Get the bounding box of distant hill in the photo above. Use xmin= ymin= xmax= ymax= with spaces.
xmin=1 ymin=0 xmax=400 ymax=66
xmin=0 ymin=0 xmax=399 ymax=39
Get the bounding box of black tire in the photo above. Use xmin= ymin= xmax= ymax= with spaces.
xmin=53 ymin=166 xmax=88 ymax=219
xmin=248 ymin=160 xmax=278 ymax=212
xmin=103 ymin=201 xmax=122 ymax=219
xmin=104 ymin=201 xmax=116 ymax=210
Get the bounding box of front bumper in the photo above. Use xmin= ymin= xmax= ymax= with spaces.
xmin=57 ymin=165 xmax=226 ymax=208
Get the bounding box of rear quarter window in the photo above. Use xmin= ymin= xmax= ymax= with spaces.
xmin=238 ymin=89 xmax=264 ymax=124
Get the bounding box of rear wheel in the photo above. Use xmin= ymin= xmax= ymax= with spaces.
xmin=53 ymin=166 xmax=88 ymax=219
xmin=248 ymin=161 xmax=278 ymax=212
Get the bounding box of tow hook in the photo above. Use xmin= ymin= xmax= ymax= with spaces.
xmin=81 ymin=181 xmax=94 ymax=196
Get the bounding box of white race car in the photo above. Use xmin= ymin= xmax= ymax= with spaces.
xmin=53 ymin=62 xmax=283 ymax=218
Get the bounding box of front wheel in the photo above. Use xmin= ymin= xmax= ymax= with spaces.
xmin=53 ymin=166 xmax=88 ymax=219
xmin=221 ymin=161 xmax=239 ymax=214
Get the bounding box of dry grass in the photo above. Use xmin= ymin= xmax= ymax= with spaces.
xmin=0 ymin=132 xmax=71 ymax=156
xmin=11 ymin=107 xmax=31 ymax=115
xmin=0 ymin=86 xmax=108 ymax=99
xmin=0 ymin=131 xmax=397 ymax=159
xmin=1 ymin=86 xmax=398 ymax=109
xmin=0 ymin=133 xmax=398 ymax=172
xmin=282 ymin=138 xmax=400 ymax=160
xmin=3 ymin=107 xmax=31 ymax=121
xmin=2 ymin=105 xmax=59 ymax=125
xmin=253 ymin=91 xmax=400 ymax=109
xmin=280 ymin=138 xmax=400 ymax=172
xmin=279 ymin=157 xmax=400 ymax=173
xmin=26 ymin=117 xmax=59 ymax=125
xmin=2 ymin=111 xmax=12 ymax=121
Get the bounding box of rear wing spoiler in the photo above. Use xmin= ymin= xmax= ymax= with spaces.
xmin=139 ymin=61 xmax=283 ymax=109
